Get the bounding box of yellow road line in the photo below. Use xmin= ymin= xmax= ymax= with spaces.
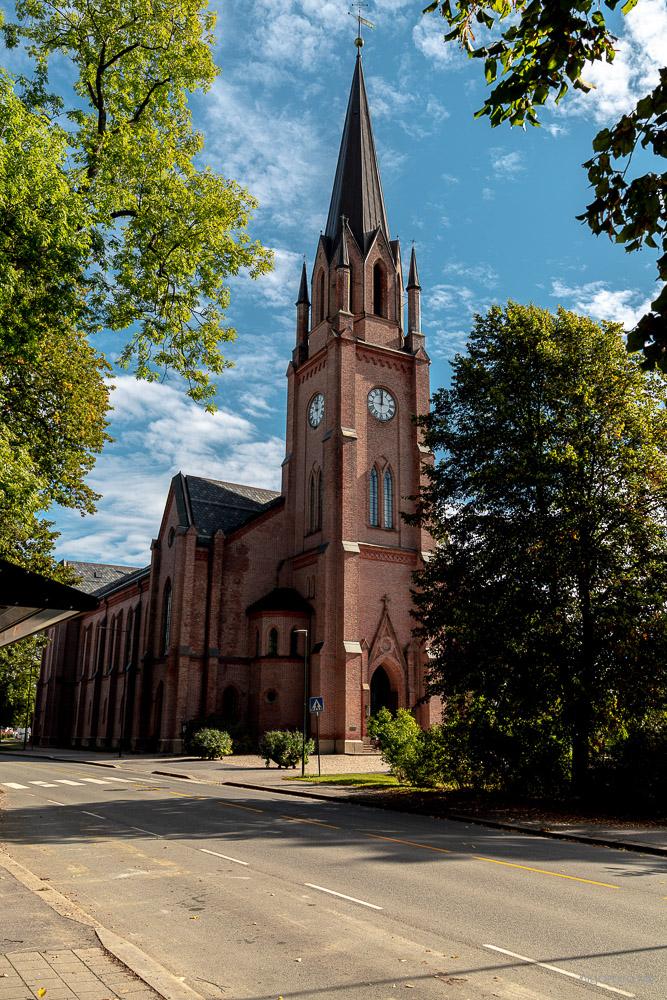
xmin=471 ymin=855 xmax=619 ymax=888
xmin=366 ymin=833 xmax=453 ymax=855
xmin=279 ymin=814 xmax=340 ymax=830
xmin=217 ymin=800 xmax=265 ymax=814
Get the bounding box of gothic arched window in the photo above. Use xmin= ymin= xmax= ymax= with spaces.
xmin=317 ymin=269 xmax=326 ymax=324
xmin=383 ymin=468 xmax=394 ymax=529
xmin=124 ymin=608 xmax=134 ymax=669
xmin=369 ymin=467 xmax=379 ymax=526
xmin=268 ymin=628 xmax=278 ymax=656
xmin=309 ymin=467 xmax=322 ymax=532
xmin=161 ymin=580 xmax=172 ymax=655
xmin=255 ymin=629 xmax=260 ymax=657
xmin=373 ymin=261 xmax=386 ymax=317
xmin=290 ymin=628 xmax=299 ymax=657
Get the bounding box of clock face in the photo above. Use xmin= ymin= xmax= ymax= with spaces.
xmin=308 ymin=392 xmax=324 ymax=428
xmin=368 ymin=386 xmax=396 ymax=422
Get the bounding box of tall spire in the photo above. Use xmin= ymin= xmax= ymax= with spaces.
xmin=324 ymin=53 xmax=389 ymax=253
xmin=296 ymin=259 xmax=309 ymax=305
xmin=407 ymin=245 xmax=420 ymax=289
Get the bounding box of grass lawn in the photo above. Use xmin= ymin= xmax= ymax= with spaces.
xmin=285 ymin=772 xmax=400 ymax=789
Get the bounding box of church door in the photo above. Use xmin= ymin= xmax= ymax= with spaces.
xmin=370 ymin=666 xmax=397 ymax=716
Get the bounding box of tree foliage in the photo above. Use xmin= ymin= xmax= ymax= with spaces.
xmin=422 ymin=1 xmax=666 ymax=366
xmin=411 ymin=302 xmax=667 ymax=794
xmin=2 ymin=0 xmax=273 ymax=406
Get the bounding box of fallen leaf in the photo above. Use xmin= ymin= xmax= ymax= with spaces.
xmin=295 ymin=958 xmax=302 ymax=963
xmin=189 ymin=916 xmax=199 ymax=921
xmin=37 ymin=990 xmax=47 ymax=999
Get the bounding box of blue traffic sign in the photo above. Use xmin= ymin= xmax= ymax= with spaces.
xmin=309 ymin=696 xmax=324 ymax=713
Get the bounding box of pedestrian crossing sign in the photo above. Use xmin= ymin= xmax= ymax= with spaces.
xmin=309 ymin=696 xmax=324 ymax=713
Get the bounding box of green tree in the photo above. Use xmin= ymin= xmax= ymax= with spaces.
xmin=0 ymin=639 xmax=40 ymax=729
xmin=412 ymin=302 xmax=667 ymax=794
xmin=421 ymin=2 xmax=665 ymax=366
xmin=3 ymin=0 xmax=272 ymax=406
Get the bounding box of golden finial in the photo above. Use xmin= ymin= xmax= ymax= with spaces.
xmin=349 ymin=3 xmax=375 ymax=50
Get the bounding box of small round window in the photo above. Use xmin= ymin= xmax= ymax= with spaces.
xmin=265 ymin=689 xmax=278 ymax=704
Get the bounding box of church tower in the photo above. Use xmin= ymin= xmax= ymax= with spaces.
xmin=281 ymin=48 xmax=436 ymax=752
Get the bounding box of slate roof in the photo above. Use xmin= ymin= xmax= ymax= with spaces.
xmin=324 ymin=53 xmax=389 ymax=254
xmin=181 ymin=475 xmax=282 ymax=538
xmin=63 ymin=561 xmax=144 ymax=596
xmin=247 ymin=587 xmax=312 ymax=616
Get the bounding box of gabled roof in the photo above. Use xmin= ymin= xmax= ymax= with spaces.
xmin=324 ymin=53 xmax=389 ymax=255
xmin=181 ymin=476 xmax=282 ymax=538
xmin=246 ymin=587 xmax=312 ymax=616
xmin=63 ymin=561 xmax=143 ymax=595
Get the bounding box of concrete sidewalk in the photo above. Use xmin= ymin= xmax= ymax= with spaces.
xmin=0 ymin=855 xmax=161 ymax=1000
xmin=4 ymin=744 xmax=666 ymax=856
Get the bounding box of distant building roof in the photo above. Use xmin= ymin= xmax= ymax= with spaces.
xmin=175 ymin=475 xmax=282 ymax=538
xmin=63 ymin=561 xmax=144 ymax=596
xmin=247 ymin=587 xmax=312 ymax=616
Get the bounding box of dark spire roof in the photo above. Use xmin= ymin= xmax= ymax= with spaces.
xmin=407 ymin=245 xmax=421 ymax=290
xmin=296 ymin=260 xmax=309 ymax=305
xmin=325 ymin=53 xmax=389 ymax=253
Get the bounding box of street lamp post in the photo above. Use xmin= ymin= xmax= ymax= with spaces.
xmin=294 ymin=629 xmax=309 ymax=777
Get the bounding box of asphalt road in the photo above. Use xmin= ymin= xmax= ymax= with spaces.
xmin=0 ymin=756 xmax=664 ymax=1000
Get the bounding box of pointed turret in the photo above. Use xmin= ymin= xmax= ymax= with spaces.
xmin=294 ymin=260 xmax=310 ymax=364
xmin=325 ymin=53 xmax=389 ymax=254
xmin=407 ymin=246 xmax=422 ymax=349
xmin=407 ymin=245 xmax=421 ymax=290
xmin=296 ymin=259 xmax=310 ymax=305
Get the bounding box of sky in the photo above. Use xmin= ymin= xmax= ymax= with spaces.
xmin=10 ymin=0 xmax=667 ymax=567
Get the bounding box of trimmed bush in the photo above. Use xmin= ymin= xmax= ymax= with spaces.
xmin=259 ymin=729 xmax=315 ymax=769
xmin=190 ymin=727 xmax=233 ymax=760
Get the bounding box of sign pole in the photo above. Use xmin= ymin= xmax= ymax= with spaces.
xmin=316 ymin=711 xmax=321 ymax=776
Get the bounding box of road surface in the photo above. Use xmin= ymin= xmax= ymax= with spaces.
xmin=0 ymin=756 xmax=664 ymax=999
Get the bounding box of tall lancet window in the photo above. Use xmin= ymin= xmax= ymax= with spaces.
xmin=383 ymin=469 xmax=394 ymax=529
xmin=373 ymin=261 xmax=386 ymax=317
xmin=369 ymin=467 xmax=379 ymax=526
xmin=309 ymin=467 xmax=322 ymax=532
xmin=317 ymin=270 xmax=326 ymax=324
xmin=161 ymin=580 xmax=172 ymax=655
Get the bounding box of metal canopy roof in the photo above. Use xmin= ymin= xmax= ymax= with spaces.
xmin=0 ymin=558 xmax=98 ymax=648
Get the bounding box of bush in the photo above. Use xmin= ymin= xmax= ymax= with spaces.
xmin=190 ymin=728 xmax=233 ymax=760
xmin=259 ymin=729 xmax=315 ymax=769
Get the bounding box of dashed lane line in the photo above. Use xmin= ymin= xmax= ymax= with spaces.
xmin=2 ymin=782 xmax=28 ymax=789
xmin=81 ymin=811 xmax=106 ymax=820
xmin=305 ymin=883 xmax=383 ymax=910
xmin=483 ymin=944 xmax=635 ymax=998
xmin=54 ymin=779 xmax=84 ymax=786
xmin=199 ymin=848 xmax=249 ymax=866
xmin=79 ymin=777 xmax=114 ymax=785
xmin=29 ymin=781 xmax=57 ymax=787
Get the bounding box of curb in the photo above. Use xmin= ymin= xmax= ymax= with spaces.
xmin=97 ymin=928 xmax=204 ymax=1000
xmin=0 ymin=851 xmax=205 ymax=1000
xmin=160 ymin=772 xmax=667 ymax=858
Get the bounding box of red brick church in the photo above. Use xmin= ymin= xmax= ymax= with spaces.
xmin=34 ymin=52 xmax=439 ymax=753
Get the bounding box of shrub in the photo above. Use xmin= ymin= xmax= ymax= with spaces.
xmin=259 ymin=729 xmax=315 ymax=768
xmin=190 ymin=728 xmax=233 ymax=760
xmin=367 ymin=708 xmax=443 ymax=786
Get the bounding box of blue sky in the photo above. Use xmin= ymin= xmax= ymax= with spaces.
xmin=14 ymin=0 xmax=667 ymax=567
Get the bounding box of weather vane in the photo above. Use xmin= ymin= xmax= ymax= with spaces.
xmin=348 ymin=2 xmax=375 ymax=49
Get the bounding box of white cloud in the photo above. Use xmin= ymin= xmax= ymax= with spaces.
xmin=412 ymin=16 xmax=465 ymax=69
xmin=446 ymin=261 xmax=499 ymax=287
xmin=551 ymin=279 xmax=654 ymax=329
xmin=490 ymin=149 xmax=525 ymax=177
xmin=235 ymin=247 xmax=304 ymax=310
xmin=54 ymin=377 xmax=285 ymax=565
xmin=570 ymin=0 xmax=667 ymax=122
xmin=204 ymin=78 xmax=328 ymax=233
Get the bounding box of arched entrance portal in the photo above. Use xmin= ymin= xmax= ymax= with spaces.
xmin=370 ymin=665 xmax=398 ymax=716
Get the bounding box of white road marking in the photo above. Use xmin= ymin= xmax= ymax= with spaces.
xmin=54 ymin=779 xmax=83 ymax=786
xmin=483 ymin=945 xmax=635 ymax=998
xmin=2 ymin=782 xmax=28 ymax=789
xmin=46 ymin=799 xmax=65 ymax=806
xmin=79 ymin=777 xmax=112 ymax=785
xmin=81 ymin=811 xmax=106 ymax=820
xmin=199 ymin=848 xmax=248 ymax=867
xmin=304 ymin=883 xmax=383 ymax=910
xmin=128 ymin=825 xmax=160 ymax=836
xmin=29 ymin=781 xmax=57 ymax=787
